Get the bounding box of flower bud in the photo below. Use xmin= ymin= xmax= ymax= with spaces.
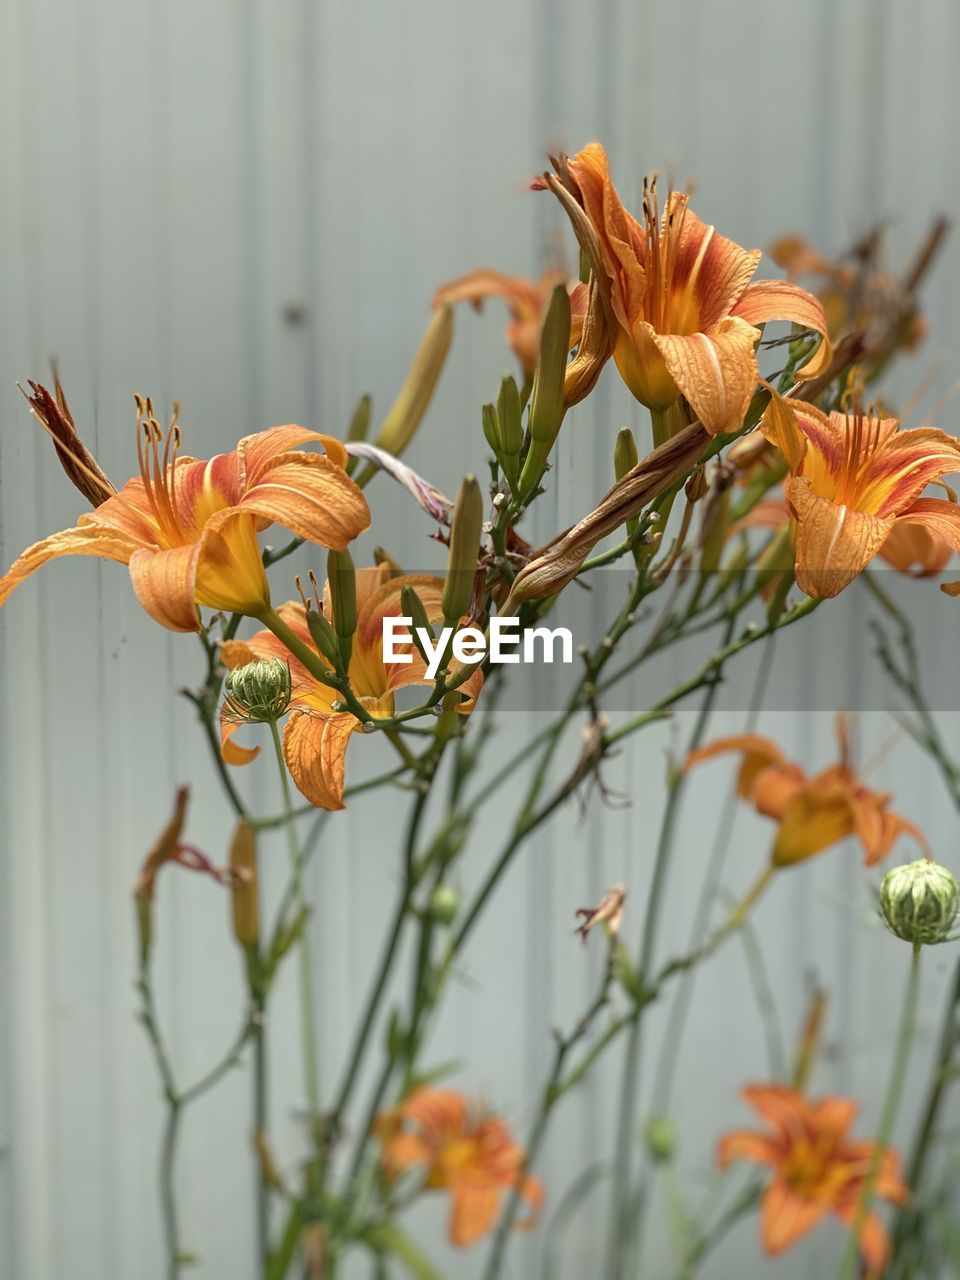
xmin=373 ymin=546 xmax=405 ymax=578
xmin=347 ymin=392 xmax=372 ymax=443
xmin=645 ymin=1116 xmax=676 ymax=1163
xmin=400 ymin=584 xmax=435 ymax=666
xmin=373 ymin=305 xmax=453 ymax=459
xmin=496 ymin=374 xmax=523 ymax=471
xmin=428 ymin=884 xmax=459 ymax=925
xmin=229 ymin=819 xmax=259 ymax=947
xmin=305 ymin=605 xmax=342 ymax=670
xmin=327 ymin=548 xmax=357 ymax=667
xmin=518 ymin=284 xmax=571 ymax=499
xmin=614 ymin=427 xmax=640 ymax=543
xmin=881 ymin=859 xmax=959 ymax=945
xmin=224 ymin=659 xmax=292 ymax=724
xmin=481 ymin=403 xmax=501 ymax=455
xmin=441 ymin=475 xmax=483 ymax=624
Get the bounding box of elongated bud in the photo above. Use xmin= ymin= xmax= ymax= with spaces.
xmin=229 ymin=820 xmax=259 ymax=947
xmin=224 ymin=658 xmax=292 ymax=723
xmin=327 ymin=548 xmax=357 ymax=668
xmin=305 ymin=606 xmax=341 ymax=669
xmin=441 ymin=476 xmax=483 ymax=624
xmin=348 ymin=393 xmax=372 ymax=442
xmin=529 ymin=285 xmax=571 ymax=444
xmin=518 ymin=285 xmax=571 ymax=498
xmin=881 ymin=859 xmax=959 ymax=945
xmin=497 ymin=375 xmax=523 ymax=468
xmin=481 ymin=403 xmax=500 ymax=455
xmin=400 ymin=585 xmax=435 ymax=665
xmin=373 ymin=546 xmax=405 ymax=577
xmin=614 ymin=427 xmax=640 ymax=542
xmin=373 ymin=305 xmax=454 ymax=458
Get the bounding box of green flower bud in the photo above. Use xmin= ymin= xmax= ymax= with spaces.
xmin=224 ymin=658 xmax=292 ymax=723
xmin=497 ymin=374 xmax=523 ymax=470
xmin=305 ymin=606 xmax=341 ymax=670
xmin=881 ymin=859 xmax=959 ymax=945
xmin=441 ymin=475 xmax=483 ymax=624
xmin=328 ymin=547 xmax=357 ymax=667
xmin=229 ymin=819 xmax=259 ymax=948
xmin=373 ymin=304 xmax=453 ymax=460
xmin=645 ymin=1116 xmax=676 ymax=1163
xmin=518 ymin=284 xmax=571 ymax=499
xmin=614 ymin=427 xmax=640 ymax=543
xmin=400 ymin=584 xmax=435 ymax=666
xmin=481 ymin=402 xmax=501 ymax=455
xmin=428 ymin=884 xmax=459 ymax=925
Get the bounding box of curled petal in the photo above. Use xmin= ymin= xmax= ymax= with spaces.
xmin=834 ymin=1204 xmax=893 ymax=1277
xmin=236 ymin=425 xmax=348 ymax=488
xmin=731 ymin=279 xmax=833 ymax=378
xmin=283 ymin=708 xmax=358 ymax=811
xmin=0 ymin=521 xmax=139 ymax=611
xmin=685 ymin=734 xmax=789 ymax=799
xmin=789 ymin=477 xmax=896 ymax=598
xmin=879 ymin=520 xmax=953 ymax=576
xmin=716 ymin=1129 xmax=781 ymax=1170
xmin=129 ymin=543 xmax=202 ymax=632
xmin=449 ymin=1182 xmax=501 ymax=1248
xmin=220 ymin=713 xmax=261 ymax=766
xmin=240 ymin=452 xmax=370 ymax=550
xmin=345 ymin=443 xmax=452 ymax=522
xmin=653 ymin=317 xmax=761 ymax=436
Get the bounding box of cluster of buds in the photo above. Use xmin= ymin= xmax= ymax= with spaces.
xmin=223 ymin=658 xmax=293 ymax=724
xmin=880 ymin=859 xmax=960 ymax=946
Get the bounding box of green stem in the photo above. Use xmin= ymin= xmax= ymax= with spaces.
xmin=835 ymin=943 xmax=922 ymax=1280
xmin=268 ymin=720 xmax=321 ymax=1123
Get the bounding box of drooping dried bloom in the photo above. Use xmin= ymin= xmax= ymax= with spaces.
xmin=881 ymin=859 xmax=959 ymax=945
xmin=575 ymin=884 xmax=626 ymax=943
xmin=376 ymin=1088 xmax=543 ymax=1247
xmin=718 ymin=1084 xmax=908 ymax=1276
xmin=686 ymin=716 xmax=926 ymax=867
xmin=21 ymin=375 xmax=116 ymax=507
xmin=220 ymin=566 xmax=483 ymax=810
xmin=538 ymin=144 xmax=831 ymax=435
xmin=0 ymin=397 xmax=370 ymax=631
xmin=433 ymin=269 xmax=587 ymax=373
xmin=761 ymin=392 xmax=960 ymax=598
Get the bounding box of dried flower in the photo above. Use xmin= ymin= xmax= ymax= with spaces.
xmin=575 ymin=884 xmax=626 ymax=943
xmin=881 ymin=859 xmax=959 ymax=945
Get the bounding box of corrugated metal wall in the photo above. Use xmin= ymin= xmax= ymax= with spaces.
xmin=2 ymin=1 xmax=960 ymax=1276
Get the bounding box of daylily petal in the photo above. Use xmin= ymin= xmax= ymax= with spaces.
xmin=789 ymin=476 xmax=896 ymax=598
xmin=751 ymin=764 xmax=806 ymax=822
xmin=860 ymin=427 xmax=960 ymax=518
xmin=716 ymin=1129 xmax=781 ymax=1169
xmin=653 ymin=317 xmax=761 ymax=435
xmin=663 ymin=191 xmax=761 ymax=332
xmin=194 ymin=509 xmax=271 ymax=617
xmin=220 ymin=714 xmax=261 ymax=766
xmin=761 ymin=1179 xmax=827 ymax=1255
xmin=879 ymin=520 xmax=953 ymax=576
xmin=849 ymin=799 xmax=927 ymax=867
xmin=897 ymin=499 xmax=960 ymax=583
xmin=129 ymin=543 xmax=202 ymax=632
xmin=449 ymin=1181 xmax=501 ymax=1248
xmin=742 ymin=1084 xmax=812 ymax=1144
xmin=771 ymin=786 xmax=855 ymax=866
xmin=731 ymin=280 xmax=832 ymax=378
xmin=380 ymin=1130 xmax=433 ymax=1176
xmin=834 ymin=1204 xmax=892 ymax=1277
xmin=240 ymin=451 xmax=370 ymax=550
xmin=809 ymin=1096 xmax=858 ymax=1145
xmin=283 ymin=708 xmax=358 ymax=811
xmin=0 ymin=521 xmax=139 ymax=611
xmin=401 ymin=1089 xmax=469 ymax=1141
xmin=236 ymin=425 xmax=348 ymax=488
xmin=685 ymin=734 xmax=789 ymax=799
xmin=565 ymin=143 xmax=646 ymax=328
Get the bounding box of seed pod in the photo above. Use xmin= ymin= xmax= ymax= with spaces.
xmin=327 ymin=548 xmax=357 ymax=668
xmin=441 ymin=476 xmax=483 ymax=625
xmin=881 ymin=859 xmax=959 ymax=945
xmin=229 ymin=819 xmax=259 ymax=948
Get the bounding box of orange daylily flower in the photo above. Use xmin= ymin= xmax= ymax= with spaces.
xmin=539 ymin=143 xmax=831 ymax=435
xmin=0 ymin=396 xmax=370 ymax=632
xmin=433 ymin=269 xmax=587 ymax=373
xmin=687 ymin=717 xmax=926 ymax=867
xmin=761 ymin=396 xmax=960 ymax=598
xmin=221 ymin=566 xmax=483 ymax=810
xmin=376 ymin=1088 xmax=543 ymax=1248
xmin=718 ymin=1084 xmax=908 ymax=1276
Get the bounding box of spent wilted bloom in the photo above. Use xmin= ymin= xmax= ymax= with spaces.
xmin=537 ymin=143 xmax=831 ymax=435
xmin=760 ymin=390 xmax=960 ymax=598
xmin=881 ymin=859 xmax=959 ymax=945
xmin=0 ymin=390 xmax=369 ymax=631
xmin=433 ymin=268 xmax=587 ymax=374
xmin=718 ymin=1084 xmax=908 ymax=1276
xmin=686 ymin=716 xmax=926 ymax=868
xmin=220 ymin=566 xmax=483 ymax=810
xmin=575 ymin=884 xmax=626 ymax=943
xmin=376 ymin=1088 xmax=543 ymax=1247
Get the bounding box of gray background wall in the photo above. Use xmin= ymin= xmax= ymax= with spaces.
xmin=2 ymin=1 xmax=960 ymax=1277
